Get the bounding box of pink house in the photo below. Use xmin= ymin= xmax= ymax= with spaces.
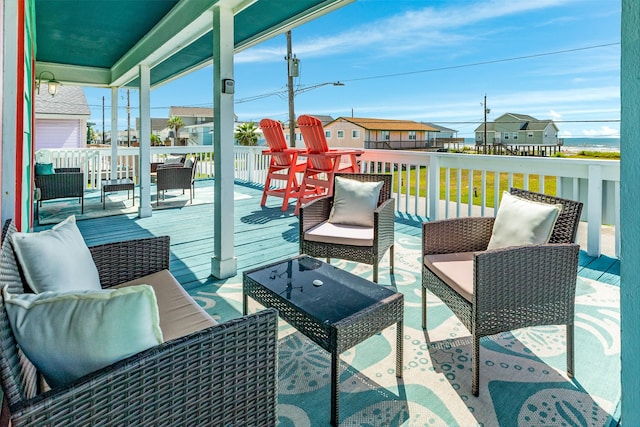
xmin=34 ymin=84 xmax=90 ymax=150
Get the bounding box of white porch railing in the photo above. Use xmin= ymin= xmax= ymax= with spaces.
xmin=36 ymin=145 xmax=620 ymax=257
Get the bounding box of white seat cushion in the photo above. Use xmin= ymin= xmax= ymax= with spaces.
xmin=424 ymin=252 xmax=475 ymax=302
xmin=115 ymin=269 xmax=217 ymax=341
xmin=304 ymin=221 xmax=374 ymax=247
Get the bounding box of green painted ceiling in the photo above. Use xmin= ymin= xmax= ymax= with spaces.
xmin=35 ymin=0 xmax=352 ymax=88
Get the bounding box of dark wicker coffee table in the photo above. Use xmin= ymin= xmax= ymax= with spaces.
xmin=243 ymin=255 xmax=403 ymax=426
xmin=101 ymin=179 xmax=135 ymax=209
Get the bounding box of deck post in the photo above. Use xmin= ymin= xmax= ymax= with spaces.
xmin=428 ymin=154 xmax=439 ymax=220
xmin=586 ymin=164 xmax=602 ymax=257
xmin=138 ymin=64 xmax=152 ymax=218
xmin=211 ymin=4 xmax=237 ymax=279
xmin=110 ymin=87 xmax=118 ymax=180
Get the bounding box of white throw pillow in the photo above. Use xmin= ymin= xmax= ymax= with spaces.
xmin=487 ymin=191 xmax=562 ymax=250
xmin=10 ymin=215 xmax=101 ymax=293
xmin=328 ymin=177 xmax=384 ymax=227
xmin=3 ymin=285 xmax=163 ymax=389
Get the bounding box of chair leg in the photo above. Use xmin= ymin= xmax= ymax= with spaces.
xmin=421 ymin=286 xmax=427 ymax=329
xmin=373 ymin=263 xmax=378 ymax=283
xmin=472 ymin=335 xmax=480 ymax=396
xmin=567 ymin=324 xmax=574 ymax=378
xmin=390 ymin=244 xmax=395 ymax=274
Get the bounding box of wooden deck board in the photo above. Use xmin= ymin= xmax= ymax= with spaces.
xmin=59 ymin=181 xmax=619 ymax=288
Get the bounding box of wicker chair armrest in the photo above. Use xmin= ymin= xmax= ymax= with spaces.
xmin=53 ymin=168 xmax=81 ymax=174
xmin=89 ymin=236 xmax=170 ymax=288
xmin=9 ymin=309 xmax=279 ymax=427
xmin=299 ymin=196 xmax=332 ymax=233
xmin=374 ymin=197 xmax=395 ymax=246
xmin=474 ymin=243 xmax=580 ymax=335
xmin=422 ymin=217 xmax=495 ymax=255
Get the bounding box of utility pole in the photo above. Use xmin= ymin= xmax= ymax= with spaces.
xmin=483 ymin=94 xmax=490 ymax=152
xmin=286 ymin=31 xmax=298 ymax=147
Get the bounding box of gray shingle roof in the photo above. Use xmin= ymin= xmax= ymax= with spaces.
xmin=35 ymin=84 xmax=90 ymax=116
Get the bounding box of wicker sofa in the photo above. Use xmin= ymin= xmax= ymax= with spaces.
xmin=0 ymin=220 xmax=278 ymax=426
xmin=35 ymin=167 xmax=84 ymax=213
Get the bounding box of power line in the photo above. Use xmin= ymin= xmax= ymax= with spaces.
xmin=341 ymin=42 xmax=620 ymax=83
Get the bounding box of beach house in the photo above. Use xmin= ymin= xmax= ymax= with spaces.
xmin=324 ymin=116 xmax=442 ymax=150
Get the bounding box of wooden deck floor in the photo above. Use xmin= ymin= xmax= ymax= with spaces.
xmin=55 ymin=180 xmax=620 ymax=289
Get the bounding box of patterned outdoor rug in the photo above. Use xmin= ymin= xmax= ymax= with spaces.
xmin=36 ymin=184 xmax=251 ymax=225
xmin=191 ymin=236 xmax=620 ymax=426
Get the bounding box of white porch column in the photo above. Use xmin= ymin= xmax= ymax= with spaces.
xmin=138 ymin=64 xmax=152 ymax=218
xmin=110 ymin=87 xmax=118 ymax=180
xmin=211 ymin=5 xmax=237 ymax=279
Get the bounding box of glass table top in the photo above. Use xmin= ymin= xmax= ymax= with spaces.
xmin=244 ymin=255 xmax=398 ymax=325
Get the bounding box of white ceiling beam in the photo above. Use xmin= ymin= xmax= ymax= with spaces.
xmin=35 ymin=62 xmax=111 ymax=87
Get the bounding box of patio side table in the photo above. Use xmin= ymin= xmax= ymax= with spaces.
xmin=101 ymin=179 xmax=135 ymax=209
xmin=243 ymin=255 xmax=403 ymax=427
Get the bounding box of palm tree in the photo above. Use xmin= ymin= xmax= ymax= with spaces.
xmin=234 ymin=122 xmax=259 ymax=146
xmin=167 ymin=116 xmax=185 ymax=146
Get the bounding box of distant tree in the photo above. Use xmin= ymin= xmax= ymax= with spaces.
xmin=167 ymin=116 xmax=185 ymax=146
xmin=235 ymin=122 xmax=259 ymax=146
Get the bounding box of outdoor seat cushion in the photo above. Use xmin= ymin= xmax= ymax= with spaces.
xmin=304 ymin=221 xmax=374 ymax=247
xmin=115 ymin=269 xmax=217 ymax=341
xmin=424 ymin=252 xmax=475 ymax=302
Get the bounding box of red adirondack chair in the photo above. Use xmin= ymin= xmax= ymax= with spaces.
xmin=295 ymin=114 xmax=362 ymax=214
xmin=259 ymin=118 xmax=307 ymax=211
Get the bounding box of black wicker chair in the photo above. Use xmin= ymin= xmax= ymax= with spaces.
xmin=156 ymin=158 xmax=197 ymax=205
xmin=35 ymin=167 xmax=84 ymax=213
xmin=421 ymin=188 xmax=583 ymax=395
xmin=0 ymin=220 xmax=278 ymax=426
xmin=299 ymin=173 xmax=395 ymax=283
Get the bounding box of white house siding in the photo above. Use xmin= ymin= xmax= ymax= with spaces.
xmin=35 ymin=118 xmax=86 ymax=149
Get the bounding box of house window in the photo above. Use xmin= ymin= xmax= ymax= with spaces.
xmin=352 ymin=130 xmax=360 ymax=138
xmin=337 ymin=130 xmax=345 ymax=139
xmin=512 ymin=132 xmax=518 ymax=140
xmin=408 ymin=131 xmax=416 ymax=140
xmin=528 ymin=132 xmax=534 ymax=138
xmin=504 ymin=133 xmax=509 ymax=140
xmin=325 ymin=130 xmax=331 ymax=138
xmin=381 ymin=130 xmax=390 ymax=140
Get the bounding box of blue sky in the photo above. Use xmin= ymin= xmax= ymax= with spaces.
xmin=84 ymin=0 xmax=621 ymax=139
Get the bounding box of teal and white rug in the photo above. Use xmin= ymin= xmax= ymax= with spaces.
xmin=191 ymin=236 xmax=620 ymax=426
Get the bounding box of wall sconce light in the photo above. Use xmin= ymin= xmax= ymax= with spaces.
xmin=36 ymin=71 xmax=61 ymax=97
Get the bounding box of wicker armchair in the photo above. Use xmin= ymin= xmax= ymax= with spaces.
xmin=299 ymin=173 xmax=394 ymax=283
xmin=421 ymin=188 xmax=583 ymax=396
xmin=156 ymin=158 xmax=197 ymax=205
xmin=35 ymin=167 xmax=84 ymax=213
xmin=0 ymin=220 xmax=278 ymax=426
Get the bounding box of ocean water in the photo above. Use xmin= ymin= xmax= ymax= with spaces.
xmin=463 ymin=137 xmax=620 ymax=152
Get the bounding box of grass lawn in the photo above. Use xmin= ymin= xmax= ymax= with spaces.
xmin=393 ymin=150 xmax=619 ymax=208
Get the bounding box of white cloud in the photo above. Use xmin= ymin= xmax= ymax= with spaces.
xmin=582 ymin=126 xmax=620 ymax=137
xmin=549 ymin=110 xmax=562 ymax=119
xmin=236 ymin=0 xmax=577 ymax=63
